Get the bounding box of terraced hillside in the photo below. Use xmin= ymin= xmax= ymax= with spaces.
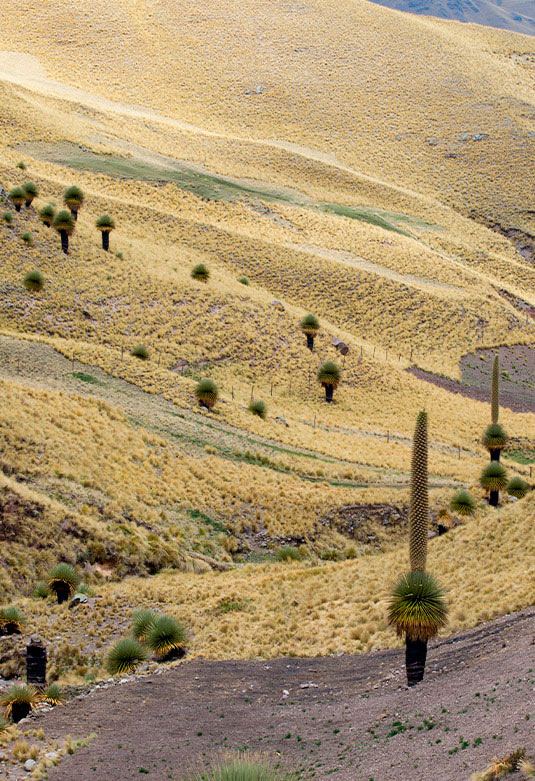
xmin=0 ymin=0 xmax=534 ymax=755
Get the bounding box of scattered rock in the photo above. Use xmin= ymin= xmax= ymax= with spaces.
xmin=331 ymin=337 xmax=349 ymax=355
xmin=427 ymin=137 xmax=438 ymax=146
xmin=274 ymin=416 xmax=289 ymax=427
xmin=68 ymin=593 xmax=93 ymax=609
xmin=271 ymin=300 xmax=285 ymax=311
xmin=24 ymin=759 xmax=36 ymax=771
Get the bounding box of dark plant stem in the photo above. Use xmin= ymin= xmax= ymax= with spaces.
xmin=489 ymin=489 xmax=499 ymax=507
xmin=490 ymin=449 xmax=500 ymax=462
xmin=25 ymin=199 xmax=32 ymax=208
xmin=405 ymin=637 xmax=427 ymax=686
xmin=70 ymin=209 xmax=78 ymax=221
xmin=102 ymin=231 xmax=109 ymax=251
xmin=324 ymin=384 xmax=333 ymax=403
xmin=11 ymin=702 xmax=31 ymax=723
xmin=55 ymin=582 xmax=70 ymax=604
xmin=306 ymin=333 xmax=314 ymax=351
xmin=60 ymin=230 xmax=69 ymax=254
xmin=15 ymin=204 xmax=21 ymax=212
xmin=43 ymin=220 xmax=51 ymax=227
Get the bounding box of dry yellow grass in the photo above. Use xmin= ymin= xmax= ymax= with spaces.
xmin=0 ymin=0 xmax=533 ymax=676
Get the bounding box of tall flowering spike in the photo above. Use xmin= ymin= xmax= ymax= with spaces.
xmin=491 ymin=355 xmax=500 ymax=424
xmin=409 ymin=410 xmax=429 ymax=573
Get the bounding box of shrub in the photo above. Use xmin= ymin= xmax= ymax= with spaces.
xmin=275 ymin=546 xmax=301 ymax=562
xmin=482 ymin=423 xmax=508 ymax=454
xmin=48 ymin=564 xmax=80 ymax=603
xmin=39 ymin=204 xmax=55 ymax=226
xmin=22 ymin=181 xmax=38 ymax=207
xmin=238 ymin=276 xmax=249 ymax=285
xmin=191 ymin=263 xmax=210 ymax=282
xmin=63 ymin=185 xmax=84 ymax=219
xmin=53 ymin=209 xmax=75 ymax=253
xmin=1 ymin=685 xmax=41 ymax=722
xmin=195 ymin=378 xmax=218 ymax=410
xmin=300 ymin=313 xmax=320 ymax=350
xmin=131 ymin=609 xmax=158 ymax=642
xmin=131 ymin=344 xmax=149 ymax=360
xmin=21 ymin=232 xmax=33 ymax=245
xmin=2 ymin=211 xmax=13 ymax=224
xmin=96 ymin=214 xmax=115 ymax=251
xmin=106 ymin=638 xmax=148 ymax=675
xmin=23 ymin=270 xmax=43 ymax=291
xmin=146 ymin=615 xmax=187 ymax=659
xmin=77 ymin=583 xmax=95 ymax=596
xmin=449 ymin=489 xmax=476 ymax=516
xmin=317 ymin=361 xmax=341 ymax=402
xmin=33 ymin=581 xmax=50 ymax=599
xmin=480 ymin=462 xmax=508 ymax=492
xmin=188 ymin=753 xmax=294 ymax=780
xmin=43 ymin=684 xmax=64 ymax=706
xmin=0 ymin=606 xmax=25 ymax=635
xmin=507 ymin=476 xmax=529 ymax=499
xmin=9 ymin=186 xmax=25 ymax=211
xmin=388 ymin=571 xmax=448 ymax=641
xmin=16 ymin=161 xmax=27 ymax=170
xmin=249 ymin=400 xmax=267 ymax=419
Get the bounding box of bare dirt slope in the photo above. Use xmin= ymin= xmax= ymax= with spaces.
xmin=31 ymin=608 xmax=535 ymax=781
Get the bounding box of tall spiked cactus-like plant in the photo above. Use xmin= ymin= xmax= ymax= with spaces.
xmin=491 ymin=355 xmax=500 ymax=424
xmin=409 ymin=410 xmax=429 ymax=572
xmin=388 ymin=410 xmax=447 ymax=687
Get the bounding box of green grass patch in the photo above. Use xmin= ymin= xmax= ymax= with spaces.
xmin=72 ymin=372 xmax=104 ymax=386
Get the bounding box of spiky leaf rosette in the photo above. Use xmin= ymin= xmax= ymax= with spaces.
xmin=300 ymin=313 xmax=320 ymax=335
xmin=249 ymin=400 xmax=267 ymax=419
xmin=39 ymin=204 xmax=55 ymax=224
xmin=188 ymin=752 xmax=294 ymax=780
xmin=96 ymin=214 xmax=115 ymax=232
xmin=388 ymin=571 xmax=447 ymax=641
xmin=191 ymin=263 xmax=210 ymax=281
xmin=43 ymin=684 xmax=64 ymax=706
xmin=106 ymin=638 xmax=148 ymax=675
xmin=131 ymin=609 xmax=158 ymax=642
xmin=482 ymin=423 xmax=508 ymax=452
xmin=47 ymin=563 xmax=80 ymax=596
xmin=408 ymin=410 xmax=429 ymax=572
xmin=449 ymin=490 xmax=476 ymax=516
xmin=195 ymin=378 xmax=218 ymax=409
xmin=23 ymin=270 xmax=44 ymax=292
xmin=1 ymin=685 xmax=41 ymax=718
xmin=0 ymin=606 xmax=25 ymax=633
xmin=491 ymin=355 xmax=500 ymax=424
xmin=480 ymin=462 xmax=508 ymax=492
xmin=33 ymin=581 xmax=50 ymax=599
xmin=22 ymin=181 xmax=38 ymax=203
xmin=317 ymin=361 xmax=341 ymax=389
xmin=2 ymin=211 xmax=13 ymax=224
xmin=52 ymin=209 xmax=75 ymax=234
xmin=9 ymin=186 xmax=25 ymax=207
xmin=146 ymin=615 xmax=187 ymax=657
xmin=507 ymin=476 xmax=529 ymax=499
xmin=63 ymin=185 xmax=84 ymax=211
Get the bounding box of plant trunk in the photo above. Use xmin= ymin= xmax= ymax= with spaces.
xmin=490 ymin=449 xmax=500 ymax=462
xmin=324 ymin=384 xmax=333 ymax=403
xmin=15 ymin=204 xmax=21 ymax=212
xmin=55 ymin=582 xmax=70 ymax=604
xmin=43 ymin=220 xmax=51 ymax=227
xmin=60 ymin=230 xmax=69 ymax=254
xmin=305 ymin=333 xmax=314 ymax=351
xmin=70 ymin=208 xmax=78 ymax=221
xmin=405 ymin=637 xmax=427 ymax=686
xmin=489 ymin=489 xmax=499 ymax=507
xmin=102 ymin=231 xmax=110 ymax=251
xmin=25 ymin=199 xmax=32 ymax=208
xmin=11 ymin=702 xmax=31 ymax=723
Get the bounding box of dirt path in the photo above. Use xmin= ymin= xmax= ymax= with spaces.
xmin=27 ymin=607 xmax=535 ymax=780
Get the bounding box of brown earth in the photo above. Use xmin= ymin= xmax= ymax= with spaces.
xmin=23 ymin=607 xmax=535 ymax=781
xmin=409 ymin=344 xmax=535 ymax=415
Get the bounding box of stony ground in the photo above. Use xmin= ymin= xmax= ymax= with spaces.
xmin=19 ymin=607 xmax=535 ymax=780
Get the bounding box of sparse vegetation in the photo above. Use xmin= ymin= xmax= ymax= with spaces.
xmin=191 ymin=263 xmax=210 ymax=282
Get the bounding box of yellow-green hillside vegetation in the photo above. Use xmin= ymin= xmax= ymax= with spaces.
xmin=0 ymin=0 xmax=534 ymax=679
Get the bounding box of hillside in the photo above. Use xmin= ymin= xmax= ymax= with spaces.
xmin=0 ymin=3 xmax=534 ymax=776
xmin=366 ymin=0 xmax=535 ymax=36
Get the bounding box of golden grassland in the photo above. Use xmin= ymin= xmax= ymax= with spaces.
xmin=7 ymin=488 xmax=534 ymax=684
xmin=0 ymin=0 xmax=534 ymax=693
xmin=0 ymin=0 xmax=534 ymax=232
